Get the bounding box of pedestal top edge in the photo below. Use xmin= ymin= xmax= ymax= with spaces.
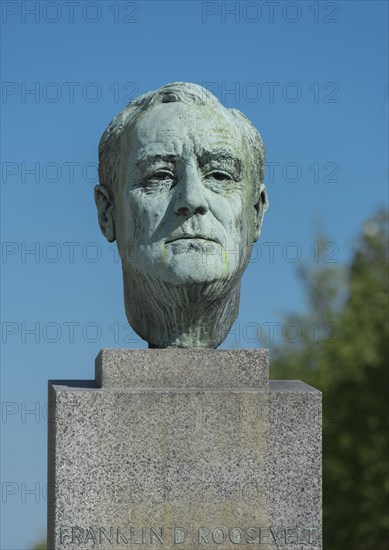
xmin=270 ymin=380 xmax=322 ymax=394
xmin=97 ymin=348 xmax=270 ymax=356
xmin=48 ymin=379 xmax=321 ymax=394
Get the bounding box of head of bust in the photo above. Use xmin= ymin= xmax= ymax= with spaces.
xmin=95 ymin=82 xmax=268 ymax=348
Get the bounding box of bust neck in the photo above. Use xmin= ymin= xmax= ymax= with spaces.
xmin=122 ymin=269 xmax=241 ymax=348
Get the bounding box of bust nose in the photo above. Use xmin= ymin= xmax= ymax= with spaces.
xmin=174 ymin=163 xmax=209 ymax=217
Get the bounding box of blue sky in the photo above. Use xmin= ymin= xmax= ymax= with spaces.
xmin=1 ymin=1 xmax=388 ymax=547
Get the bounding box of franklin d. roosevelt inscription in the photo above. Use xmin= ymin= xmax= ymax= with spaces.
xmin=95 ymin=82 xmax=268 ymax=348
xmin=60 ymin=525 xmax=320 ymax=546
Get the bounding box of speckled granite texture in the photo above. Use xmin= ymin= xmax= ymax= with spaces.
xmin=48 ymin=349 xmax=321 ymax=549
xmin=95 ymin=348 xmax=270 ymax=389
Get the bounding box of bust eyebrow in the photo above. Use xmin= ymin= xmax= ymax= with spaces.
xmin=198 ymin=149 xmax=243 ymax=177
xmin=136 ymin=154 xmax=178 ymax=172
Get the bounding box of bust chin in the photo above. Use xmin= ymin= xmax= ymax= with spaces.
xmin=122 ymin=267 xmax=242 ymax=348
xmin=95 ymin=82 xmax=268 ymax=348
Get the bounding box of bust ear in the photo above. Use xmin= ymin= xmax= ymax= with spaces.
xmin=254 ymin=183 xmax=269 ymax=242
xmin=94 ymin=185 xmax=116 ymax=242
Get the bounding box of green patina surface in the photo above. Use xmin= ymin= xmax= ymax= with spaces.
xmin=95 ymin=82 xmax=268 ymax=348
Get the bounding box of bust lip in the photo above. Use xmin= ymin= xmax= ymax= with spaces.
xmin=165 ymin=233 xmax=219 ymax=244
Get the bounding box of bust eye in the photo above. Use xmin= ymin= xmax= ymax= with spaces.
xmin=143 ymin=170 xmax=175 ymax=190
xmin=148 ymin=170 xmax=174 ymax=181
xmin=205 ymin=170 xmax=233 ymax=181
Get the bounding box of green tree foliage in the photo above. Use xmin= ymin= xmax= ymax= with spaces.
xmin=270 ymin=210 xmax=389 ymax=549
xmin=32 ymin=544 xmax=46 ymax=550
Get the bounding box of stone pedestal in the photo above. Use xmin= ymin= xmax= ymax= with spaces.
xmin=48 ymin=349 xmax=321 ymax=549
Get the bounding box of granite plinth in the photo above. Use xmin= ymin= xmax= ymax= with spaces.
xmin=48 ymin=349 xmax=321 ymax=549
xmin=95 ymin=348 xmax=269 ymax=389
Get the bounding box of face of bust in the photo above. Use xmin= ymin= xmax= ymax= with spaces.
xmin=114 ymin=101 xmax=258 ymax=286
